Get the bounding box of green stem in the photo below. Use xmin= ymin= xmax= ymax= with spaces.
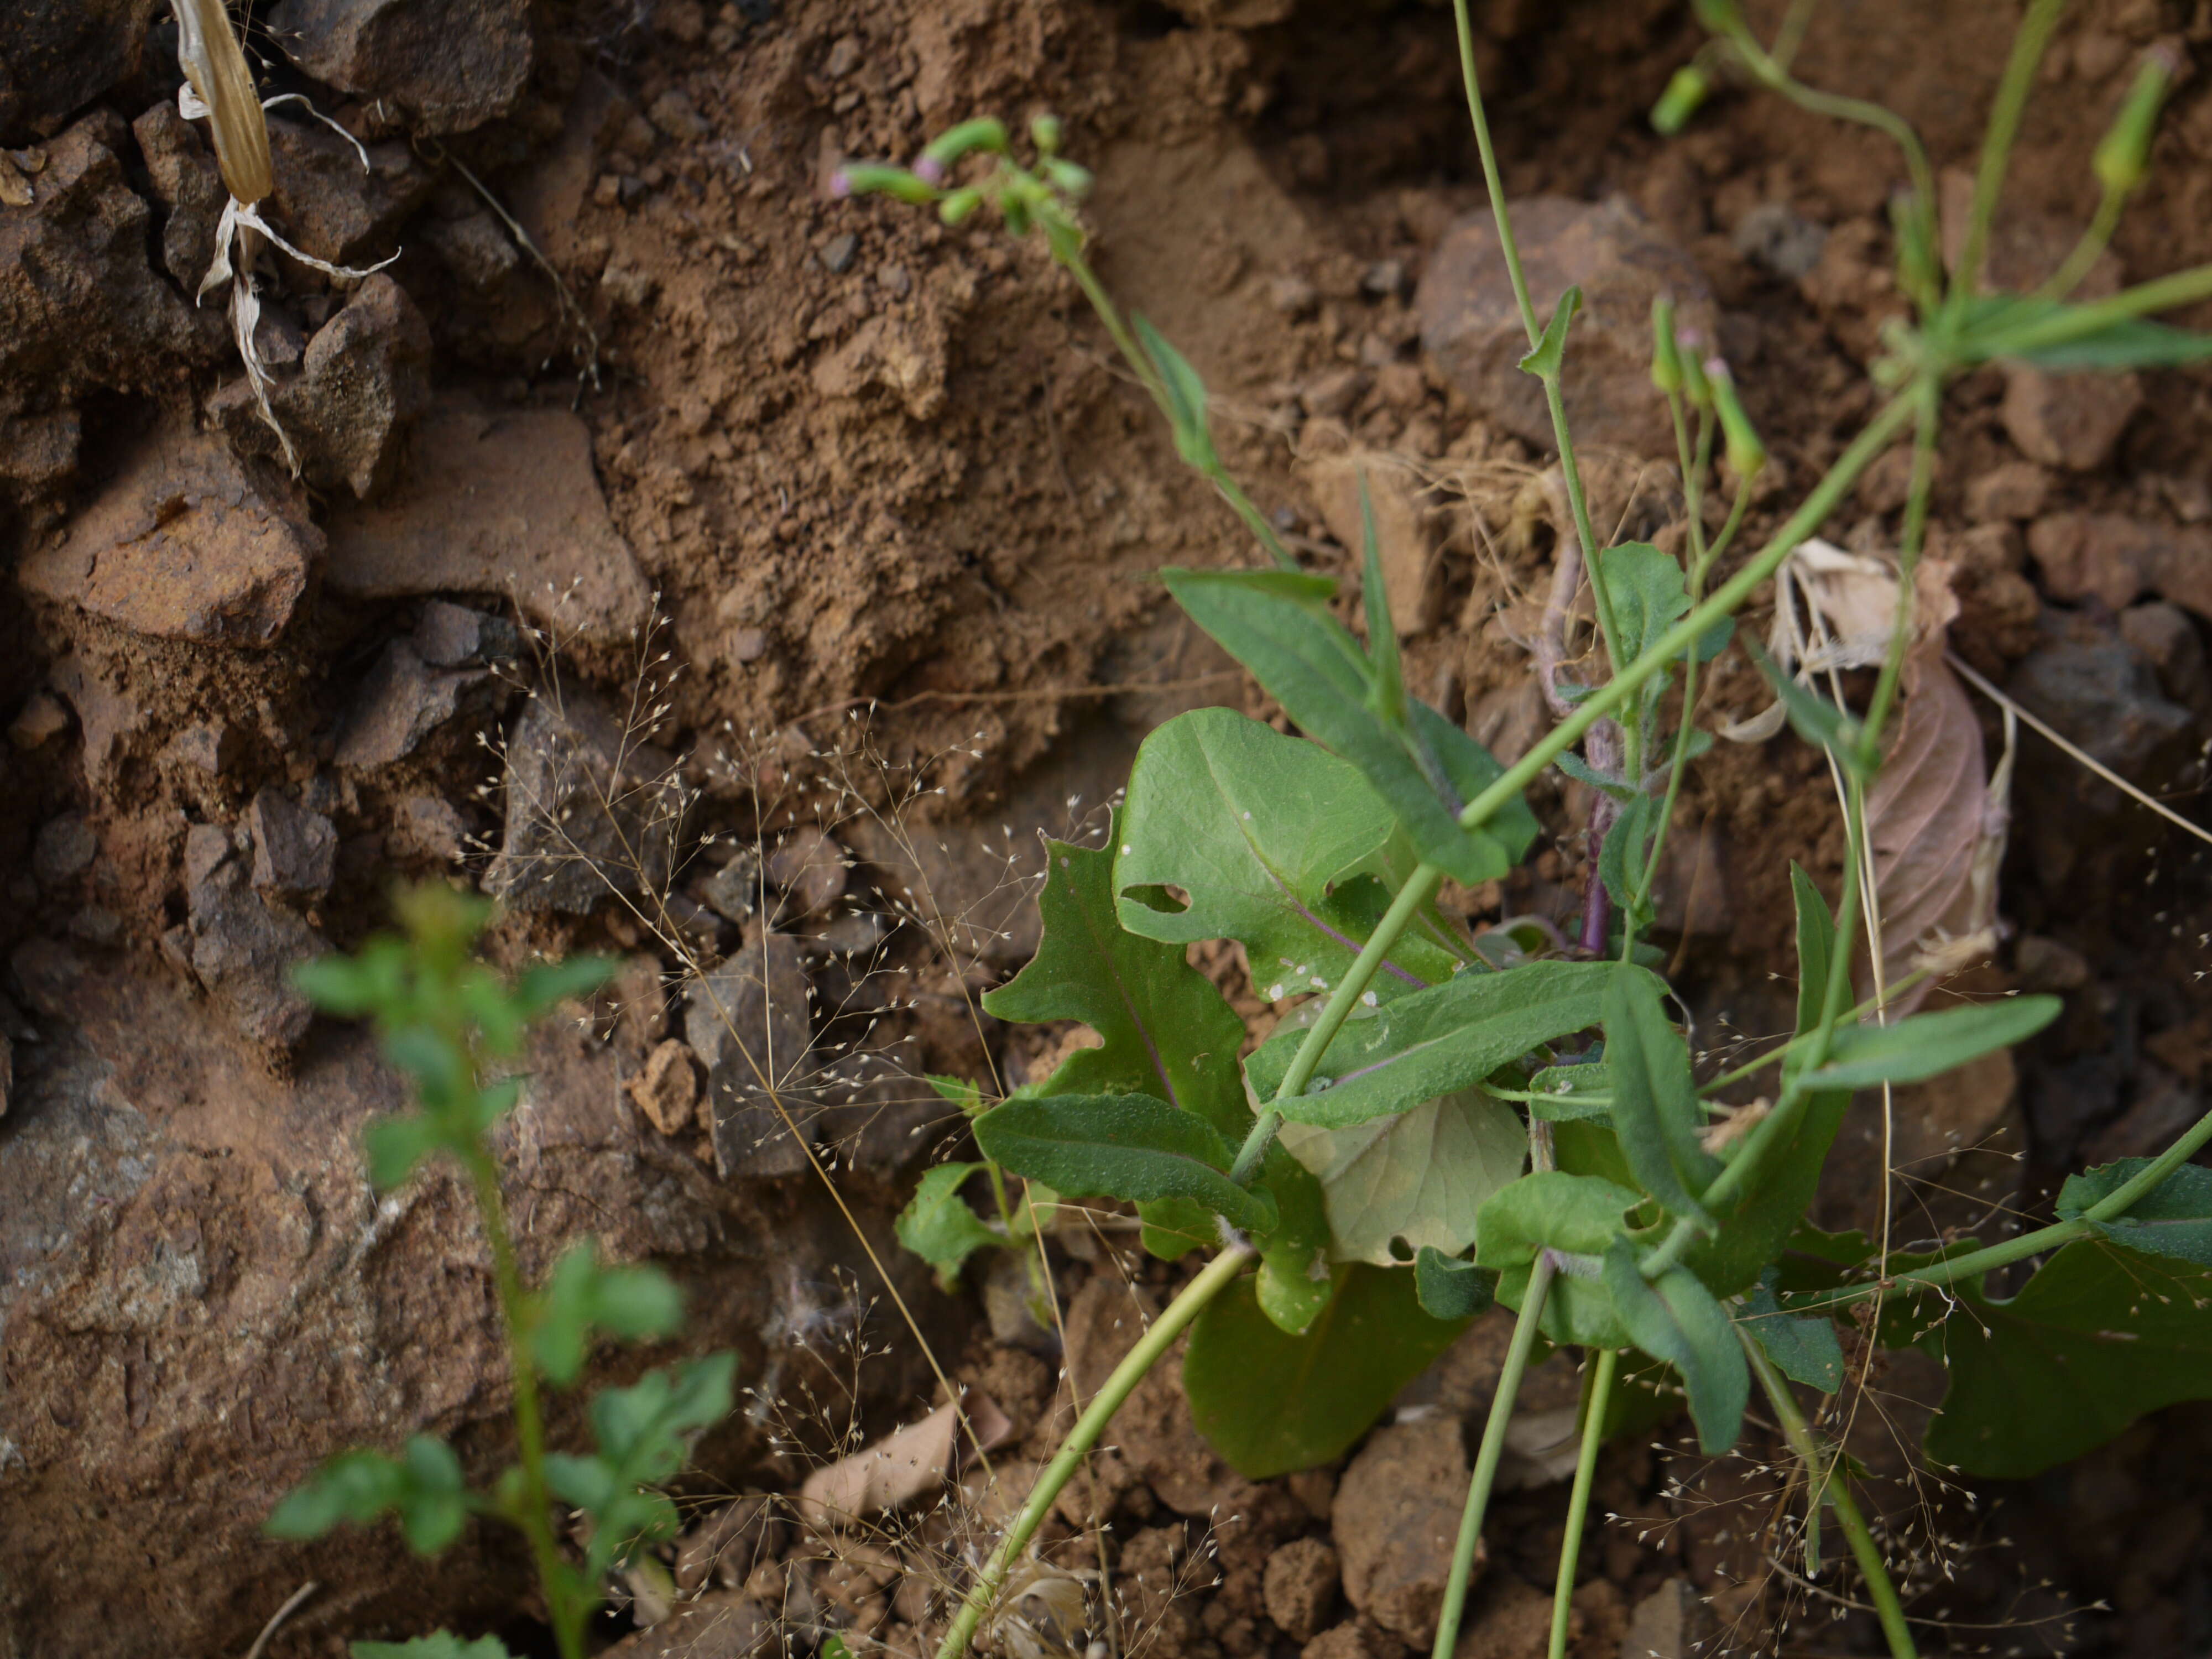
xmin=2085 ymin=1105 xmax=2212 ymax=1218
xmin=1953 ymin=0 xmax=2069 ymax=311
xmin=1741 ymin=1333 xmax=1918 ymax=1659
xmin=466 ymin=1147 xmax=585 ymax=1659
xmin=1547 ymin=1346 xmax=1619 ymax=1659
xmin=1231 ymin=863 xmax=1446 ymax=1182
xmin=933 ymin=1244 xmax=1255 ymax=1659
xmin=1455 ymin=393 xmax=1917 ymax=841
xmin=2038 ymin=185 xmax=2127 ymax=301
xmin=1432 ymin=1253 xmax=1557 ymax=1659
xmin=1448 ymin=0 xmax=1626 ymax=674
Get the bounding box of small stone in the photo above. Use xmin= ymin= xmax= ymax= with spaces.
xmin=187 ymin=857 xmax=324 ymax=1051
xmin=18 ymin=416 xmax=319 ymax=648
xmin=1270 ymin=273 xmax=1319 ymax=316
xmin=1374 ymin=362 xmax=1427 ymax=411
xmin=393 ymin=794 xmax=469 ymax=863
xmin=766 ymin=825 xmax=849 ymax=916
xmin=166 ymin=721 xmax=241 ymax=775
xmin=594 ymin=173 xmax=623 ymax=207
xmin=1618 ymin=1578 xmax=1715 ymax=1659
xmin=875 ymin=263 xmax=910 ymax=298
xmin=67 ymin=906 xmax=123 ymax=946
xmin=821 ymin=232 xmax=858 ymax=274
xmin=1731 ymin=201 xmax=1829 ymax=279
xmin=249 ymin=787 xmax=338 ymax=899
xmin=1300 ymin=1622 xmax=1404 ymax=1659
xmin=8 ymin=691 xmax=69 ymax=750
xmin=264 ymin=116 xmax=435 ymax=267
xmin=2027 ymin=514 xmax=2212 ymax=620
xmin=184 ymin=822 xmax=234 ymax=890
xmin=627 ymin=1036 xmax=699 ymax=1134
xmin=731 ymin=626 xmax=770 ymax=664
xmin=1361 ymin=258 xmax=1406 ymax=299
xmin=2008 ymin=633 xmax=2195 ymax=785
xmin=1419 ymin=196 xmax=1714 ymax=455
xmin=268 ymin=0 xmax=536 ymax=136
xmin=698 ymin=849 xmax=763 ymax=924
xmin=1333 ymin=1416 xmax=1474 ymax=1644
xmin=131 ymin=100 xmax=227 ymax=291
xmin=2001 ymin=364 xmax=2141 ymax=471
xmin=1966 ymin=460 xmax=2051 ymax=522
xmin=1297 ymin=440 xmax=1440 ymax=633
xmin=420 ymin=212 xmax=519 ymax=291
xmin=1265 ymin=1537 xmax=1342 ymax=1643
xmin=333 ymin=640 xmax=485 ymax=769
xmin=2119 ymin=601 xmax=2210 ymax=712
xmin=414 ymin=599 xmax=518 ymax=666
xmin=32 ymin=812 xmax=97 ymax=886
xmin=486 ymin=690 xmax=685 ymax=914
xmin=1301 ymin=367 xmax=1371 ymax=419
xmin=822 ymin=34 xmax=861 ymax=78
xmin=649 ymin=88 xmax=709 ymax=142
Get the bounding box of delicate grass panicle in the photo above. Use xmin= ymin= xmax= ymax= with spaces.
xmin=826 ymin=4 xmax=2212 ymax=1658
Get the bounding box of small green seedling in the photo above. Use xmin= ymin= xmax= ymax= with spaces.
xmin=265 ymin=885 xmax=734 ymax=1659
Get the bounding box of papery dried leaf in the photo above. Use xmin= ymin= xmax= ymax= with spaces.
xmin=173 ymin=0 xmax=273 ymax=205
xmin=795 ymin=1393 xmax=1011 ymax=1527
xmin=1863 ymin=564 xmax=1991 ymax=1009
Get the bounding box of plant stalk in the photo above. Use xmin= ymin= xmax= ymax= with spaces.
xmin=932 ymin=1244 xmax=1256 ymax=1659
xmin=1547 ymin=1346 xmax=1619 ymax=1659
xmin=1742 ymin=1332 xmax=1918 ymax=1659
xmin=1232 ymin=862 xmax=1446 ymax=1182
xmin=466 ymin=1146 xmax=585 ymax=1659
xmin=1432 ymin=1253 xmax=1557 ymax=1659
xmin=1952 ymin=0 xmax=2069 ymax=312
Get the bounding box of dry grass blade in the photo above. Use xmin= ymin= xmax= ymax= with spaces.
xmin=171 ymin=0 xmax=272 ymax=205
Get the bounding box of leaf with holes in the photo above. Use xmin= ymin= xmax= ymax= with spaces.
xmin=1277 ymin=1087 xmax=1526 ymax=1266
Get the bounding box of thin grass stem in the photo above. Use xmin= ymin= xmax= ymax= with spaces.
xmin=1547 ymin=1346 xmax=1619 ymax=1659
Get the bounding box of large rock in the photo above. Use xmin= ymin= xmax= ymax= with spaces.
xmin=0 ymin=941 xmax=956 ymax=1659
xmin=321 ymin=398 xmax=653 ymax=638
xmin=184 ymin=822 xmax=325 ymax=1050
xmin=1418 ymin=196 xmax=1715 ymax=456
xmin=275 ymin=274 xmax=434 ymax=499
xmin=1332 ymin=1415 xmax=1475 ymax=1645
xmin=0 ymin=0 xmax=159 ymax=144
xmin=131 ymin=101 xmax=228 ymax=292
xmin=0 ymin=116 xmax=202 ymax=501
xmin=269 ymin=0 xmax=536 ymax=136
xmin=484 ymin=687 xmax=685 ymax=913
xmin=18 ymin=417 xmax=320 ymax=646
xmin=265 ymin=114 xmax=436 ymax=266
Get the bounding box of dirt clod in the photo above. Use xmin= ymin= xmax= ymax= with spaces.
xmin=1334 ymin=1416 xmax=1478 ymax=1645
xmin=628 ymin=1036 xmax=699 ymax=1135
xmin=1264 ymin=1535 xmax=1343 ymax=1642
xmin=2000 ymin=364 xmax=2142 ymax=473
xmin=248 ymin=786 xmax=337 ymax=900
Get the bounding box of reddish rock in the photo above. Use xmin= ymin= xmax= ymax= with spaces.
xmin=18 ymin=419 xmax=319 ymax=647
xmin=766 ymin=825 xmax=851 ymax=917
xmin=2027 ymin=513 xmax=2212 ymax=620
xmin=2000 ymin=365 xmax=2141 ymax=472
xmin=1965 ymin=459 xmax=2051 ymax=523
xmin=1298 ymin=434 xmax=1442 ymax=634
xmin=268 ymin=0 xmax=536 ymax=137
xmin=1333 ymin=1416 xmax=1475 ymax=1644
xmin=0 ymin=0 xmax=159 ymax=145
xmin=1418 ymin=196 xmax=1715 ymax=456
xmin=321 ymin=398 xmax=652 ymax=638
xmin=1265 ymin=1536 xmax=1343 ymax=1642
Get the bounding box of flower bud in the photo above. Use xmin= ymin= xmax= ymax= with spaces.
xmin=2094 ymin=45 xmax=2178 ymax=197
xmin=920 ymin=118 xmax=1011 ymax=179
xmin=834 ymin=163 xmax=938 ymax=206
xmin=1651 ymin=295 xmax=1683 ymax=395
xmin=1651 ymin=64 xmax=1712 ymax=135
xmin=1042 ymin=158 xmax=1093 ymax=199
xmin=1707 ymin=360 xmax=1766 ymax=481
xmin=937 ymin=185 xmax=984 ymax=225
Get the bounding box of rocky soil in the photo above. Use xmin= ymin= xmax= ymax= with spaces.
xmin=6 ymin=0 xmax=2212 ymax=1654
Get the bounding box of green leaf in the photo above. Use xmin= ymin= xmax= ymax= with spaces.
xmin=1185 ymin=1263 xmax=1470 ymax=1478
xmin=1246 ymin=960 xmax=1625 ymax=1129
xmin=529 ymin=1240 xmax=686 ymax=1387
xmin=266 ymin=1435 xmax=467 ymax=1556
xmin=1162 ymin=571 xmax=1535 ymax=885
xmin=896 ymin=1162 xmax=1007 ymax=1288
xmin=1603 ymin=1241 xmax=1747 ymax=1454
xmin=1743 ymin=1275 xmax=1844 ymax=1392
xmin=986 ymin=828 xmax=1253 ymax=1120
xmin=1250 ymin=1142 xmax=1338 ymax=1334
xmin=590 ymin=1354 xmax=738 ymax=1488
xmin=979 ymin=826 xmax=1327 ymax=1323
xmin=1478 ymin=1169 xmax=1647 ymax=1349
xmin=2057 ymin=1159 xmax=2212 ymax=1268
xmin=1134 ymin=314 xmax=1218 ymax=471
xmin=1604 ymin=964 xmax=1720 ymax=1228
xmin=1601 ymin=542 xmax=1691 ymax=667
xmin=1678 ymin=1087 xmax=1849 ymax=1299
xmin=1415 ymin=1247 xmax=1498 ymax=1320
xmin=1788 ymin=864 xmax=1835 ymax=1042
xmin=1525 ymin=1060 xmax=1612 ymax=1121
xmin=973 ymin=1094 xmax=1278 ymax=1236
xmin=1745 ymin=640 xmax=1859 ymax=763
xmin=924 ymin=1073 xmax=985 ymax=1115
xmin=1518 ymin=286 xmax=1582 ymax=377
xmin=1801 ymin=996 xmax=2061 ymax=1090
xmin=1597 ymin=791 xmax=1660 ymax=926
xmin=1116 ymin=707 xmax=1460 ymax=997
xmin=1554 ymin=751 xmax=1635 ymax=800
xmin=1959 ymin=291 xmax=2212 ymax=370
xmin=352 ymin=1636 xmax=514 ymax=1659
xmin=1279 ymin=1087 xmax=1526 ymax=1266
xmin=1913 ymin=1240 xmax=2212 ymax=1478
xmin=513 ymin=955 xmax=617 ymax=1021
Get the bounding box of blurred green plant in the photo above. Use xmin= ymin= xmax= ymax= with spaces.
xmin=265 ymin=885 xmax=734 ymax=1659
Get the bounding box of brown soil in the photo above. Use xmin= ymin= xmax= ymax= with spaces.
xmin=6 ymin=0 xmax=2212 ymax=1654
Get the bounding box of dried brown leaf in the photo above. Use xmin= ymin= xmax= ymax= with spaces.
xmin=795 ymin=1392 xmax=1011 ymax=1528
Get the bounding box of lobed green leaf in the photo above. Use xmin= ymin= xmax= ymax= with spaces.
xmin=896 ymin=1162 xmax=1007 ymax=1290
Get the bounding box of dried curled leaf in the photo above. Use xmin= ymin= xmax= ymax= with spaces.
xmin=173 ymin=0 xmax=273 ymax=205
